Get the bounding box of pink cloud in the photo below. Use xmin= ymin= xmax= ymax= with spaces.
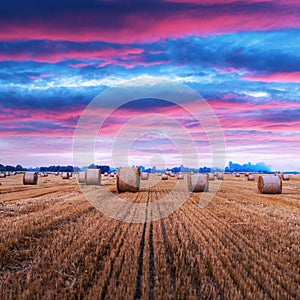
xmin=241 ymin=72 xmax=300 ymax=83
xmin=0 ymin=47 xmax=143 ymax=63
xmin=67 ymin=62 xmax=95 ymax=68
xmin=27 ymin=73 xmax=55 ymax=80
xmin=216 ymin=67 xmax=241 ymax=74
xmin=96 ymin=59 xmax=169 ymax=69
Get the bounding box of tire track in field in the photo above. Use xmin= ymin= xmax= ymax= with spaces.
xmin=134 ymin=189 xmax=156 ymax=300
xmin=148 ymin=208 xmax=155 ymax=300
xmin=82 ymin=193 xmax=141 ymax=299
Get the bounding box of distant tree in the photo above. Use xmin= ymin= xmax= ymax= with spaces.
xmin=5 ymin=165 xmax=16 ymax=171
xmin=66 ymin=165 xmax=74 ymax=172
xmin=98 ymin=166 xmax=110 ymax=173
xmin=225 ymin=161 xmax=270 ymax=173
xmin=73 ymin=166 xmax=81 ymax=173
xmin=171 ymin=167 xmax=181 ymax=173
xmin=15 ymin=164 xmax=23 ymax=171
xmin=199 ymin=167 xmax=211 ymax=173
xmin=88 ymin=164 xmax=97 ymax=169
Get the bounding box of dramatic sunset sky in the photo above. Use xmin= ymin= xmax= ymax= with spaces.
xmin=1 ymin=0 xmax=300 ymax=170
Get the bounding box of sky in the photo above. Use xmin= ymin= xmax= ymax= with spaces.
xmin=1 ymin=0 xmax=300 ymax=171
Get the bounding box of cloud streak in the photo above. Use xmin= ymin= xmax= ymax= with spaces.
xmin=1 ymin=1 xmax=300 ymax=43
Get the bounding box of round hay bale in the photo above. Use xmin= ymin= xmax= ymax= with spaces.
xmin=281 ymin=174 xmax=290 ymax=181
xmin=161 ymin=174 xmax=168 ymax=180
xmin=23 ymin=172 xmax=38 ymax=185
xmin=68 ymin=172 xmax=73 ymax=177
xmin=245 ymin=172 xmax=249 ymax=177
xmin=235 ymin=173 xmax=240 ymax=177
xmin=208 ymin=173 xmax=215 ymax=181
xmin=188 ymin=174 xmax=209 ymax=192
xmin=169 ymin=173 xmax=175 ymax=177
xmin=248 ymin=174 xmax=255 ymax=181
xmin=178 ymin=174 xmax=184 ymax=180
xmin=85 ymin=169 xmax=101 ymax=185
xmin=258 ymin=176 xmax=282 ymax=194
xmin=110 ymin=173 xmax=115 ymax=177
xmin=55 ymin=172 xmax=59 ymax=176
xmin=140 ymin=172 xmax=149 ymax=180
xmin=216 ymin=172 xmax=224 ymax=180
xmin=104 ymin=172 xmax=108 ymax=176
xmin=61 ymin=172 xmax=70 ymax=179
xmin=5 ymin=171 xmax=9 ymax=176
xmin=78 ymin=171 xmax=86 ymax=183
xmin=0 ymin=173 xmax=6 ymax=178
xmin=117 ymin=167 xmax=140 ymax=193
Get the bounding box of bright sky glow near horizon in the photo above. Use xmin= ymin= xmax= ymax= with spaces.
xmin=1 ymin=0 xmax=300 ymax=171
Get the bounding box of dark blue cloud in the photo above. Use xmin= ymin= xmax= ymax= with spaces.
xmin=165 ymin=30 xmax=300 ymax=73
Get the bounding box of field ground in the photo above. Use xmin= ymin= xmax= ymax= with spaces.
xmin=0 ymin=174 xmax=299 ymax=299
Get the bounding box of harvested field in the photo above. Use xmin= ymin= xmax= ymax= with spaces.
xmin=0 ymin=174 xmax=300 ymax=299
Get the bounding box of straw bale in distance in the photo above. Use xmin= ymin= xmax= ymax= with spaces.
xmin=281 ymin=174 xmax=290 ymax=181
xmin=258 ymin=176 xmax=282 ymax=194
xmin=188 ymin=174 xmax=209 ymax=192
xmin=140 ymin=172 xmax=149 ymax=180
xmin=178 ymin=174 xmax=184 ymax=180
xmin=208 ymin=173 xmax=215 ymax=181
xmin=0 ymin=173 xmax=6 ymax=178
xmin=78 ymin=171 xmax=86 ymax=184
xmin=61 ymin=172 xmax=70 ymax=179
xmin=216 ymin=172 xmax=224 ymax=180
xmin=248 ymin=174 xmax=255 ymax=181
xmin=117 ymin=167 xmax=140 ymax=193
xmin=161 ymin=174 xmax=168 ymax=180
xmin=85 ymin=169 xmax=101 ymax=185
xmin=23 ymin=172 xmax=38 ymax=185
